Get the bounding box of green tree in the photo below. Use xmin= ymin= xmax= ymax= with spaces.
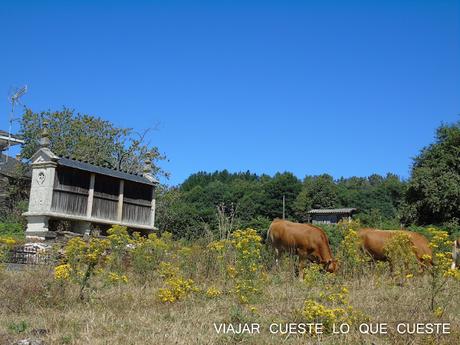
xmin=294 ymin=174 xmax=338 ymax=221
xmin=19 ymin=107 xmax=167 ymax=178
xmin=403 ymin=121 xmax=460 ymax=228
xmin=261 ymin=172 xmax=301 ymax=220
xmin=335 ymin=174 xmax=406 ymax=225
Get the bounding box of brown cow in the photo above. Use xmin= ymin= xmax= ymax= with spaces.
xmin=267 ymin=219 xmax=337 ymax=279
xmin=452 ymin=238 xmax=460 ymax=270
xmin=358 ymin=228 xmax=432 ymax=267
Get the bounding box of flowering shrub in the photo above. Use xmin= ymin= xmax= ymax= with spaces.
xmin=54 ymin=226 xmax=136 ymax=295
xmin=337 ymin=223 xmax=369 ymax=276
xmin=300 ymin=229 xmax=368 ymax=333
xmin=107 ymin=272 xmax=128 ymax=284
xmin=155 ymin=236 xmax=200 ymax=304
xmin=0 ymin=236 xmax=16 ymax=246
xmin=157 ymin=275 xmax=199 ymax=304
xmin=207 ymin=239 xmax=229 ymax=257
xmin=383 ymin=232 xmax=419 ymax=281
xmin=424 ymin=227 xmax=460 ymax=312
xmin=427 ymin=228 xmax=454 ymax=273
xmin=302 ymin=299 xmax=347 ymax=332
xmin=205 ymin=287 xmax=222 ymax=298
xmin=156 ymin=267 xmax=198 ymax=303
xmin=106 ymin=225 xmax=133 ymax=271
xmin=130 ymin=232 xmax=171 ymax=278
xmin=303 ymin=263 xmax=336 ymax=287
xmin=158 ymin=261 xmax=180 ymax=278
xmin=54 ymin=263 xmax=71 ymax=281
xmin=302 ymin=285 xmax=367 ymax=333
xmin=57 ymin=236 xmax=110 ymax=299
xmin=230 ymin=229 xmax=263 ymax=304
xmin=206 ymin=239 xmax=234 ymax=281
xmin=0 ymin=236 xmax=16 ymax=267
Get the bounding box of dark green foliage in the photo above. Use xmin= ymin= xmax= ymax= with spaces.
xmin=336 ymin=173 xmax=406 ymax=224
xmin=402 ymin=121 xmax=460 ymax=231
xmin=8 ymin=320 xmax=28 ymax=334
xmin=292 ymin=173 xmax=406 ymax=225
xmin=19 ymin=107 xmax=167 ymax=178
xmin=156 ymin=170 xmax=407 ymax=239
xmin=319 ymin=224 xmax=344 ymax=253
xmin=0 ymin=221 xmax=24 ymax=239
xmin=0 ymin=169 xmax=30 ymax=224
xmin=294 ymin=174 xmax=338 ymax=222
xmin=5 ymin=107 xmax=167 ymax=228
xmin=261 ymin=172 xmax=302 ymax=220
xmin=156 ymin=171 xmax=280 ymax=239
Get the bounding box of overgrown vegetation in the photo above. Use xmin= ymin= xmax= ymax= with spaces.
xmin=1 ymin=225 xmax=459 ymax=344
xmin=1 ymin=116 xmax=459 ymax=241
xmin=156 ymin=120 xmax=460 ymax=239
xmin=156 ymin=171 xmax=408 ymax=239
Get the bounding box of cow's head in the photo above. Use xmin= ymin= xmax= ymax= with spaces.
xmin=325 ymin=259 xmax=338 ymax=273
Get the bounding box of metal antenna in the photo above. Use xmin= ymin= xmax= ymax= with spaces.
xmin=5 ymin=85 xmax=28 ymax=161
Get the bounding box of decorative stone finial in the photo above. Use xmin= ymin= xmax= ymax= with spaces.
xmin=39 ymin=121 xmax=50 ymax=148
xmin=143 ymin=152 xmax=152 ymax=175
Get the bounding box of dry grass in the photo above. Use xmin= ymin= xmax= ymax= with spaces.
xmin=1 ymin=257 xmax=459 ymax=345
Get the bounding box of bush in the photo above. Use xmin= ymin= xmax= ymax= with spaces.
xmin=336 ymin=221 xmax=369 ymax=277
xmin=301 ymin=285 xmax=368 ymax=333
xmin=319 ymin=224 xmax=344 ymax=253
xmin=383 ymin=232 xmax=419 ymax=282
xmin=0 ymin=222 xmax=24 ymax=240
xmin=424 ymin=227 xmax=460 ymax=312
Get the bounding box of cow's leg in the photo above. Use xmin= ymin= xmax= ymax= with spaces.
xmin=297 ymin=251 xmax=308 ymax=281
xmin=452 ymin=247 xmax=458 ymax=270
xmin=416 ymin=256 xmax=428 ymax=273
xmin=299 ymin=257 xmax=309 ymax=281
xmin=274 ymin=247 xmax=282 ymax=266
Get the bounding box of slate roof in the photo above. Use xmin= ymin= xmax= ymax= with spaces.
xmin=57 ymin=156 xmax=158 ymax=186
xmin=307 ymin=208 xmax=357 ymax=214
xmin=0 ymin=154 xmax=30 ymax=178
xmin=0 ymin=130 xmax=24 ymax=142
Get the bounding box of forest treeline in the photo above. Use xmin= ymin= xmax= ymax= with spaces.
xmin=1 ymin=109 xmax=459 ymax=239
xmin=156 ymin=171 xmax=406 ymax=239
xmin=156 ymin=120 xmax=460 ymax=239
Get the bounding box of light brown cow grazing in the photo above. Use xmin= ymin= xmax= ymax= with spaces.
xmin=267 ymin=219 xmax=337 ymax=278
xmin=452 ymin=238 xmax=460 ymax=270
xmin=358 ymin=228 xmax=432 ymax=266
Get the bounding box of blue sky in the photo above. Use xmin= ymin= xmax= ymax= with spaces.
xmin=1 ymin=0 xmax=459 ymax=185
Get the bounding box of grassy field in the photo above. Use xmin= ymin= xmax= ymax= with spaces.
xmin=1 ymin=226 xmax=459 ymax=345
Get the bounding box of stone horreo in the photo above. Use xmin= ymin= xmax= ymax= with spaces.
xmin=23 ymin=124 xmax=158 ymax=240
xmin=267 ymin=219 xmax=338 ymax=278
xmin=358 ymin=228 xmax=432 ymax=266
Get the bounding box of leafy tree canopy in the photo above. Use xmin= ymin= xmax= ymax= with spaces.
xmin=19 ymin=107 xmax=168 ymax=179
xmin=156 ymin=170 xmax=407 ymax=239
xmin=403 ymin=121 xmax=460 ymax=226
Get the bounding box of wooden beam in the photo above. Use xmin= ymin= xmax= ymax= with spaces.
xmin=117 ymin=180 xmax=124 ymax=222
xmin=86 ymin=173 xmax=95 ymax=218
xmin=150 ymin=186 xmax=156 ymax=227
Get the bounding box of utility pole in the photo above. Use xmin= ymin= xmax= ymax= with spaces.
xmin=282 ymin=195 xmax=285 ymax=220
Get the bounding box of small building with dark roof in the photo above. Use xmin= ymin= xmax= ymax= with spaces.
xmin=0 ymin=154 xmax=30 ymax=212
xmin=307 ymin=208 xmax=357 ymax=224
xmin=23 ymin=143 xmax=158 ymax=239
xmin=0 ymin=130 xmax=24 ymax=152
